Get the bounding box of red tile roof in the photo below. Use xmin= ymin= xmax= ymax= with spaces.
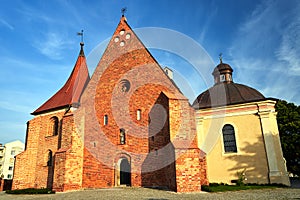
xmin=32 ymin=43 xmax=90 ymax=115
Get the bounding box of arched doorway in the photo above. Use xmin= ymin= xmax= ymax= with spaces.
xmin=120 ymin=158 xmax=131 ymax=186
xmin=115 ymin=157 xmax=131 ymax=186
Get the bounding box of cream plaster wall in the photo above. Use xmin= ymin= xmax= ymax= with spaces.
xmin=196 ymin=100 xmax=290 ymax=185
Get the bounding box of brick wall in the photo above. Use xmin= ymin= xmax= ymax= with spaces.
xmin=52 ymin=150 xmax=66 ymax=191
xmin=170 ymin=99 xmax=208 ymax=192
xmin=53 ymin=113 xmax=84 ymax=191
xmin=82 ymin=148 xmax=114 ymax=188
xmin=12 ymin=116 xmax=40 ymax=189
xmin=175 ymin=148 xmax=207 ymax=192
xmin=12 ymin=109 xmax=82 ymax=191
xmin=141 ymin=93 xmax=176 ymax=190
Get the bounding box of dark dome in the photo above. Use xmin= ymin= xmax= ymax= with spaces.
xmin=192 ymin=82 xmax=265 ymax=109
xmin=212 ymin=62 xmax=233 ymax=76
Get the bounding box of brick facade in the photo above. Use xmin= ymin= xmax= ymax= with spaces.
xmin=12 ymin=16 xmax=208 ymax=192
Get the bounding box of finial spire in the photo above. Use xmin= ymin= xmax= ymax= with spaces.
xmin=77 ymin=30 xmax=84 ymax=56
xmin=121 ymin=7 xmax=127 ymax=17
xmin=219 ymin=53 xmax=223 ymax=64
xmin=77 ymin=30 xmax=84 ymax=44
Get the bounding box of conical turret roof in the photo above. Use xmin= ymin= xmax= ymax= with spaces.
xmin=32 ymin=43 xmax=90 ymax=115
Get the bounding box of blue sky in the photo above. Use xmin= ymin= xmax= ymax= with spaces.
xmin=0 ymin=0 xmax=299 ymax=144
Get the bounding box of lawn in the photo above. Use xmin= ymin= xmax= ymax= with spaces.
xmin=201 ymin=183 xmax=286 ymax=192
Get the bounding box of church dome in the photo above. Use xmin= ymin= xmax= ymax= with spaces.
xmin=192 ymin=59 xmax=265 ymax=109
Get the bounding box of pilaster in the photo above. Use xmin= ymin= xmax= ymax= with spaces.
xmin=258 ymin=101 xmax=290 ymax=186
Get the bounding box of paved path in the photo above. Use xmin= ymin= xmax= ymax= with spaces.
xmin=0 ymin=187 xmax=299 ymax=200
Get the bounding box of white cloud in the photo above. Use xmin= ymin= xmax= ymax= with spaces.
xmin=0 ymin=121 xmax=26 ymax=144
xmin=198 ymin=3 xmax=218 ymax=44
xmin=275 ymin=19 xmax=300 ymax=75
xmin=33 ymin=32 xmax=73 ymax=60
xmin=228 ymin=0 xmax=300 ymax=104
xmin=16 ymin=4 xmax=53 ymax=24
xmin=0 ymin=18 xmax=14 ymax=30
xmin=0 ymin=101 xmax=31 ymax=114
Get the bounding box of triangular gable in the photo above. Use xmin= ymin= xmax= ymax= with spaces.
xmin=82 ymin=16 xmax=186 ymax=103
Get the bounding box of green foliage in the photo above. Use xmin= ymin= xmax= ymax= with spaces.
xmin=201 ymin=185 xmax=213 ymax=192
xmin=275 ymin=100 xmax=300 ymax=176
xmin=201 ymin=183 xmax=285 ymax=192
xmin=5 ymin=188 xmax=55 ymax=195
xmin=236 ymin=169 xmax=246 ymax=186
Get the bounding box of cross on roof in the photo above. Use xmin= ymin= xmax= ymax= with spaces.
xmin=219 ymin=53 xmax=223 ymax=63
xmin=77 ymin=30 xmax=84 ymax=43
xmin=121 ymin=7 xmax=127 ymax=16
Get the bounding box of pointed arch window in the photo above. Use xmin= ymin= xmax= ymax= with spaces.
xmin=120 ymin=128 xmax=126 ymax=144
xmin=222 ymin=124 xmax=237 ymax=153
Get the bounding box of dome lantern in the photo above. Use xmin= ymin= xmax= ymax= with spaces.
xmin=192 ymin=58 xmax=265 ymax=109
xmin=212 ymin=55 xmax=233 ymax=85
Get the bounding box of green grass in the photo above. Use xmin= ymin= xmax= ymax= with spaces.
xmin=5 ymin=188 xmax=55 ymax=195
xmin=201 ymin=183 xmax=287 ymax=192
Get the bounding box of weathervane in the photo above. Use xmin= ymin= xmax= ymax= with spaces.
xmin=219 ymin=53 xmax=223 ymax=63
xmin=121 ymin=7 xmax=127 ymax=17
xmin=77 ymin=30 xmax=84 ymax=44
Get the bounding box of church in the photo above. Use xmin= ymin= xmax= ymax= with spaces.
xmin=12 ymin=15 xmax=290 ymax=192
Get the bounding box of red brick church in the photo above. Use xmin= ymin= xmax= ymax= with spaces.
xmin=12 ymin=15 xmax=207 ymax=192
xmin=12 ymin=15 xmax=290 ymax=192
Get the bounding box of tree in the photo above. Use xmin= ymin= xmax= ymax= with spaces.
xmin=275 ymin=100 xmax=300 ymax=176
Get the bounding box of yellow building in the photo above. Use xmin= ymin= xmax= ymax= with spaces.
xmin=193 ymin=60 xmax=290 ymax=185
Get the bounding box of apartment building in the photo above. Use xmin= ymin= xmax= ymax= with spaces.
xmin=0 ymin=140 xmax=24 ymax=180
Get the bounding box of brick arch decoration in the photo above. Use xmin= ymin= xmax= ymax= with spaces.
xmin=114 ymin=153 xmax=131 ymax=164
xmin=48 ymin=116 xmax=59 ymax=137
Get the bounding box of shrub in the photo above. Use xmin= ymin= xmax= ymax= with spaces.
xmin=236 ymin=168 xmax=247 ymax=186
xmin=5 ymin=188 xmax=55 ymax=194
xmin=201 ymin=182 xmax=285 ymax=193
xmin=201 ymin=185 xmax=213 ymax=192
xmin=209 ymin=182 xmax=220 ymax=187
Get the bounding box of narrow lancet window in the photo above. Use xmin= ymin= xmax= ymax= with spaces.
xmin=137 ymin=109 xmax=141 ymax=121
xmin=47 ymin=150 xmax=53 ymax=166
xmin=120 ymin=128 xmax=126 ymax=144
xmin=104 ymin=115 xmax=108 ymax=125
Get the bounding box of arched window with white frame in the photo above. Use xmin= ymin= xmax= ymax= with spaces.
xmin=222 ymin=124 xmax=237 ymax=153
